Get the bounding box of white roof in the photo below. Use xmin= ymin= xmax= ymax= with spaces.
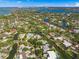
xmin=63 ymin=40 xmax=72 ymax=47
xmin=47 ymin=51 xmax=57 ymax=59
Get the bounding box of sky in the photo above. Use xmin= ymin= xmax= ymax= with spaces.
xmin=0 ymin=0 xmax=79 ymax=7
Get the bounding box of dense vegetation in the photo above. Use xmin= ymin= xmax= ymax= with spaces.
xmin=0 ymin=8 xmax=79 ymax=59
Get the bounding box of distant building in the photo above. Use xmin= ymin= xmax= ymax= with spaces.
xmin=44 ymin=17 xmax=49 ymax=23
xmin=47 ymin=51 xmax=59 ymax=59
xmin=73 ymin=29 xmax=79 ymax=33
xmin=70 ymin=29 xmax=79 ymax=33
xmin=61 ymin=19 xmax=68 ymax=29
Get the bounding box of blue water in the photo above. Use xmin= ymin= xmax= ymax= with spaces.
xmin=0 ymin=7 xmax=17 ymax=15
xmin=0 ymin=7 xmax=79 ymax=15
xmin=38 ymin=8 xmax=79 ymax=13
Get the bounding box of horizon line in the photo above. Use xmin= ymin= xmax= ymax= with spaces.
xmin=0 ymin=6 xmax=79 ymax=7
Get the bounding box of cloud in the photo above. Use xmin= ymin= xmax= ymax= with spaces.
xmin=17 ymin=1 xmax=22 ymax=4
xmin=65 ymin=2 xmax=79 ymax=7
xmin=74 ymin=2 xmax=79 ymax=7
xmin=26 ymin=3 xmax=54 ymax=7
